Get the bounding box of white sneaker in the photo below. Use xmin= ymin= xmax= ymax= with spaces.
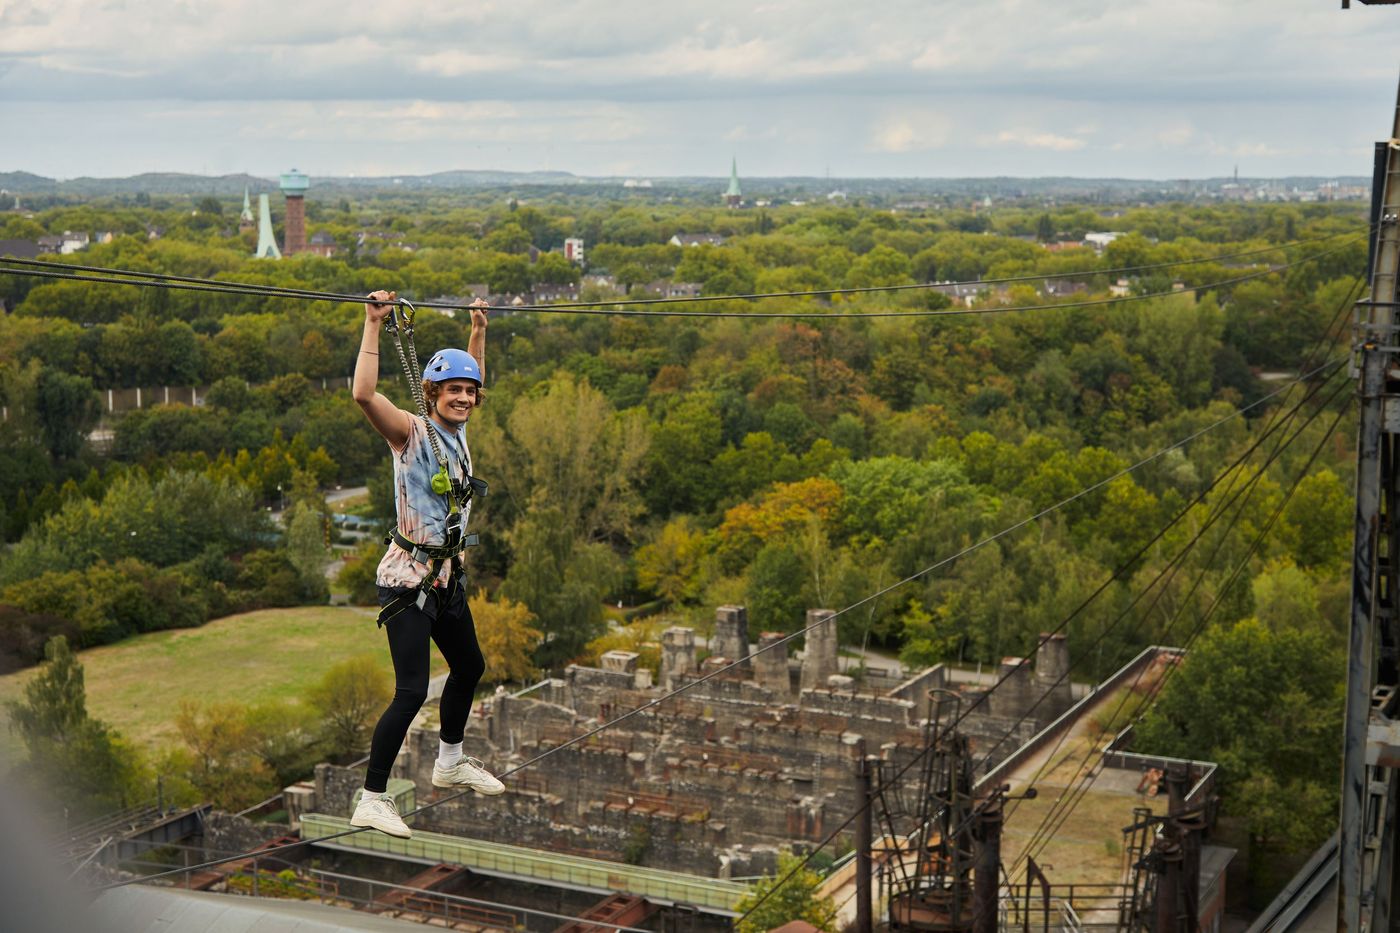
xmin=350 ymin=792 xmax=412 ymax=838
xmin=432 ymin=756 xmax=505 ymax=795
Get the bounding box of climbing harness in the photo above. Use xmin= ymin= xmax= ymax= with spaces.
xmin=377 ymin=298 xmax=488 ymax=625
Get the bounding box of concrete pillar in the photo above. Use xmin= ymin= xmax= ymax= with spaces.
xmin=754 ymin=631 xmax=791 ymax=694
xmin=281 ymin=781 xmax=316 ymax=832
xmin=712 ymin=605 xmax=751 ymax=669
xmin=990 ymin=657 xmax=1032 ymax=719
xmin=800 ymin=609 xmax=838 ymax=693
xmin=600 ymin=650 xmax=639 ymax=675
xmin=1033 ymin=631 xmax=1074 ymax=720
xmin=660 ymin=627 xmax=696 ymax=690
xmin=488 ymin=689 xmax=510 ymax=746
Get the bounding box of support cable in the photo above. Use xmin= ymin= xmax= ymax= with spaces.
xmin=858 ymin=366 xmax=1347 ymax=923
xmin=1006 ymin=377 xmax=1351 ymax=881
xmin=979 ymin=274 xmax=1364 ymax=825
xmin=991 ymin=273 xmax=1360 ymax=862
xmin=0 ymin=227 xmax=1360 ymax=311
xmin=1012 ymin=397 xmax=1351 ymax=889
xmin=0 ymin=238 xmax=1362 ymax=320
xmin=734 ymin=367 xmax=1348 ymax=925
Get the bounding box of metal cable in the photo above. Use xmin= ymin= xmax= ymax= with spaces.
xmin=1012 ymin=397 xmax=1350 ymax=889
xmin=0 ymin=239 xmax=1363 ymax=320
xmin=733 ymin=364 xmax=1348 ymax=924
xmin=0 ymin=226 xmax=1361 ymax=313
xmin=1006 ymin=376 xmax=1350 ymax=881
xmin=990 ymin=273 xmax=1364 ymax=865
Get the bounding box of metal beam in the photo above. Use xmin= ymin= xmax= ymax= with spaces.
xmin=855 ymin=756 xmax=873 ymax=933
xmin=1341 ymin=68 xmax=1400 ymax=933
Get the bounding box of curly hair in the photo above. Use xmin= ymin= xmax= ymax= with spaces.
xmin=421 ymin=378 xmax=485 ymax=413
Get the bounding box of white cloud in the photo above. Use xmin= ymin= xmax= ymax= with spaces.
xmin=992 ymin=131 xmax=1087 ymax=152
xmin=1155 ymin=124 xmax=1196 ymax=147
xmin=1 ymin=0 xmax=1397 ymax=177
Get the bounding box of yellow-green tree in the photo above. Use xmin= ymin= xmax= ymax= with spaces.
xmin=174 ymin=700 xmax=278 ymax=810
xmin=735 ymin=852 xmax=838 ymax=933
xmin=634 ymin=517 xmax=707 ymax=605
xmin=307 ymin=655 xmax=392 ymax=759
xmin=470 ymin=589 xmax=543 ymax=684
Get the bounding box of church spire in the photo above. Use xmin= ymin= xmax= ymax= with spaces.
xmin=725 ymin=156 xmax=742 ymax=207
xmin=238 ymin=186 xmax=256 ymax=233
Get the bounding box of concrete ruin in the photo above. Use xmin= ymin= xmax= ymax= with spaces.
xmin=315 ymin=608 xmax=1091 ymax=878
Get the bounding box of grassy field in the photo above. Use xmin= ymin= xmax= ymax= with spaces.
xmin=0 ymin=606 xmax=441 ymax=756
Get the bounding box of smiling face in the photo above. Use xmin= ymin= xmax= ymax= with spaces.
xmin=427 ymin=378 xmax=480 ymax=426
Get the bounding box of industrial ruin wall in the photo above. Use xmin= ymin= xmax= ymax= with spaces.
xmin=317 ymin=607 xmax=1080 ymax=877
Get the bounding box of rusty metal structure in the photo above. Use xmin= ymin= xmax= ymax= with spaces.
xmin=1118 ymin=765 xmax=1209 ymax=933
xmin=1340 ymin=71 xmax=1400 ymax=933
xmin=875 ymin=691 xmax=1008 ymax=933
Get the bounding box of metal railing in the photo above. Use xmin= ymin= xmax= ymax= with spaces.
xmin=300 ymin=813 xmax=747 ymax=914
xmin=999 ymin=884 xmax=1132 ymax=933
xmin=104 ymin=842 xmax=655 ymax=933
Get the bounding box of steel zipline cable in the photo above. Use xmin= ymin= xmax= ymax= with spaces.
xmin=1007 ymin=393 xmax=1351 ymax=896
xmin=812 ymin=272 xmax=1359 ymax=921
xmin=730 ymin=362 xmax=1349 ymax=924
xmin=1003 ymin=375 xmax=1350 ymax=880
xmin=867 ymin=278 xmax=1361 ymax=921
xmin=0 ymin=234 xmax=1365 ymax=320
xmin=987 ymin=276 xmax=1365 ymax=871
xmin=97 ymin=357 xmax=1341 ymax=894
xmin=970 ymin=273 xmax=1364 ymax=811
xmin=0 ymin=226 xmax=1362 ymax=305
xmin=916 ymin=276 xmax=1364 ymax=927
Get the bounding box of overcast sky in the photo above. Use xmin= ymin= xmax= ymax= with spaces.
xmin=3 ymin=0 xmax=1400 ymax=181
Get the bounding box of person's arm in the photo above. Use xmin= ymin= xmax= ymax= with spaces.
xmin=467 ymin=298 xmax=489 ymax=382
xmin=353 ymin=290 xmax=413 ymax=449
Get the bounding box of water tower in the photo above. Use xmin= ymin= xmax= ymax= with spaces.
xmin=280 ymin=168 xmax=309 ymax=255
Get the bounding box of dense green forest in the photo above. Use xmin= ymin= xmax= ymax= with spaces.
xmin=0 ymin=190 xmax=1366 ymax=875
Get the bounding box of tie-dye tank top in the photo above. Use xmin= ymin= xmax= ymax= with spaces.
xmin=375 ymin=414 xmax=474 ymax=588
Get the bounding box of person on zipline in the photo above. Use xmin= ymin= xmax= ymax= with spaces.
xmin=349 ymin=289 xmax=504 ymax=839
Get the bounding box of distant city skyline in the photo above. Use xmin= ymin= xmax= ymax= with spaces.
xmin=4 ymin=0 xmax=1400 ymax=181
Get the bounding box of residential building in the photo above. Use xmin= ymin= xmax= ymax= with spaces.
xmin=59 ymin=231 xmax=89 ymax=254
xmin=1042 ymin=279 xmax=1089 ymax=299
xmin=530 ymin=283 xmax=582 ymax=303
xmin=564 ymin=237 xmax=585 ymax=264
xmin=641 ymin=280 xmax=704 ymax=298
xmin=1083 ymin=231 xmax=1124 ymax=251
xmin=306 ymin=231 xmax=338 ymax=258
xmin=668 ymin=233 xmax=726 ymax=248
xmin=0 ymin=239 xmax=46 ymax=260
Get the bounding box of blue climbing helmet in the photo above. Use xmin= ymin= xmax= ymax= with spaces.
xmin=423 ymin=348 xmax=481 ymax=385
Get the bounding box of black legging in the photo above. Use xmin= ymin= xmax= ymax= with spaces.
xmin=365 ymin=581 xmax=486 ymax=793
